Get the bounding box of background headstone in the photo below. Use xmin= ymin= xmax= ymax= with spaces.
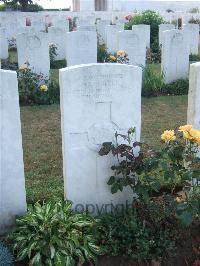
xmin=132 ymin=24 xmax=150 ymax=48
xmin=0 ymin=28 xmax=8 ymax=60
xmin=159 ymin=24 xmax=175 ymax=46
xmin=161 ymin=29 xmax=189 ymax=83
xmin=66 ymin=31 xmax=97 ymax=67
xmin=106 ymin=24 xmax=124 ymax=53
xmin=183 ymin=24 xmax=199 ymax=55
xmin=17 ymin=32 xmax=50 ymax=77
xmin=118 ymin=30 xmax=146 ymax=66
xmin=48 ymin=27 xmax=68 ymax=60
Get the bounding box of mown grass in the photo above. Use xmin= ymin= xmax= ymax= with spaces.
xmin=21 ymin=96 xmax=188 ymax=203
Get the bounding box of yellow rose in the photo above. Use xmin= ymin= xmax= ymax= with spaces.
xmin=179 ymin=125 xmax=193 ymax=132
xmin=175 ymin=197 xmax=182 ymax=203
xmin=19 ymin=64 xmax=28 ymax=71
xmin=40 ymin=85 xmax=48 ymax=92
xmin=117 ymin=50 xmax=125 ymax=56
xmin=109 ymin=55 xmax=116 ymax=61
xmin=161 ymin=130 xmax=176 ymax=142
xmin=183 ymin=128 xmax=200 ymax=141
xmin=194 ymin=137 xmax=200 ymax=146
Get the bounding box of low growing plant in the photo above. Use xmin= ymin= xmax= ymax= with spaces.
xmin=96 ymin=207 xmax=177 ymax=262
xmin=9 ymin=200 xmax=101 ymax=266
xmin=18 ymin=62 xmax=59 ymax=105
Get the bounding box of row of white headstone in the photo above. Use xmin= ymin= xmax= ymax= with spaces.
xmin=0 ymin=60 xmax=200 ymax=233
xmin=1 ymin=19 xmax=199 ymax=82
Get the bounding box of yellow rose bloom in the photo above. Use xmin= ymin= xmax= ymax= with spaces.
xmin=40 ymin=85 xmax=48 ymax=92
xmin=117 ymin=50 xmax=125 ymax=56
xmin=182 ymin=128 xmax=200 ymax=141
xmin=19 ymin=64 xmax=28 ymax=71
xmin=175 ymin=197 xmax=182 ymax=203
xmin=194 ymin=137 xmax=200 ymax=146
xmin=109 ymin=55 xmax=116 ymax=61
xmin=161 ymin=130 xmax=176 ymax=142
xmin=179 ymin=125 xmax=193 ymax=132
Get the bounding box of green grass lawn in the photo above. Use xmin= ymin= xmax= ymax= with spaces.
xmin=21 ymin=95 xmax=188 ymax=203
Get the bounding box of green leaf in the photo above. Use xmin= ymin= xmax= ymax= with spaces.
xmin=30 ymin=252 xmax=41 ymax=266
xmin=178 ymin=211 xmax=193 ymax=226
xmin=107 ymin=176 xmax=115 ymax=185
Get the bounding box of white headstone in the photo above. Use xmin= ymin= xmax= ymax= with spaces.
xmin=77 ymin=25 xmax=96 ymax=31
xmin=159 ymin=24 xmax=175 ymax=46
xmin=187 ymin=62 xmax=200 ymax=130
xmin=53 ymin=20 xmax=69 ymax=32
xmin=161 ymin=30 xmax=189 ymax=83
xmin=66 ymin=31 xmax=97 ymax=67
xmin=17 ymin=32 xmax=50 ymax=77
xmin=183 ymin=24 xmax=199 ymax=55
xmin=0 ymin=70 xmax=27 ymax=233
xmin=96 ymin=20 xmax=110 ymax=44
xmin=0 ymin=28 xmax=8 ymax=60
xmin=59 ymin=63 xmax=142 ymax=213
xmin=31 ymin=21 xmax=45 ymax=32
xmin=106 ymin=24 xmax=124 ymax=53
xmin=48 ymin=27 xmax=67 ymax=60
xmin=132 ymin=24 xmax=150 ymax=48
xmin=118 ymin=30 xmax=146 ymax=67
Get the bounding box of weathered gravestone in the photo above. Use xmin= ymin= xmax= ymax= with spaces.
xmin=59 ymin=63 xmax=142 ymax=213
xmin=0 ymin=70 xmax=27 ymax=233
xmin=159 ymin=24 xmax=175 ymax=46
xmin=48 ymin=27 xmax=68 ymax=60
xmin=66 ymin=31 xmax=97 ymax=67
xmin=161 ymin=29 xmax=189 ymax=83
xmin=0 ymin=28 xmax=8 ymax=59
xmin=132 ymin=24 xmax=150 ymax=48
xmin=17 ymin=32 xmax=50 ymax=77
xmin=183 ymin=24 xmax=199 ymax=55
xmin=106 ymin=24 xmax=124 ymax=53
xmin=118 ymin=30 xmax=146 ymax=67
xmin=187 ymin=62 xmax=200 ymax=130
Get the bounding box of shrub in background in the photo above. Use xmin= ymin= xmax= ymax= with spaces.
xmin=0 ymin=242 xmax=14 ymax=265
xmin=18 ymin=62 xmax=59 ymax=105
xmin=9 ymin=201 xmax=101 ymax=266
xmin=125 ymin=10 xmax=165 ymax=55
